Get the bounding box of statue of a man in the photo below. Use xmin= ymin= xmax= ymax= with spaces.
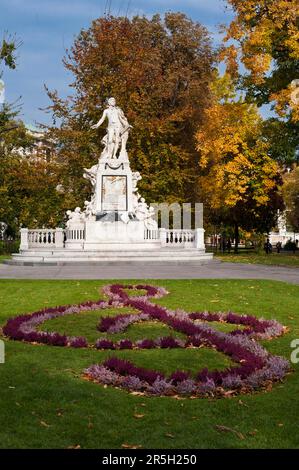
xmin=91 ymin=97 xmax=131 ymax=159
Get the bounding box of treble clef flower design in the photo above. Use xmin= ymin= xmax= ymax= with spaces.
xmin=2 ymin=284 xmax=290 ymax=398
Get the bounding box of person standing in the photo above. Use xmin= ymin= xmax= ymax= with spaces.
xmin=264 ymin=238 xmax=271 ymax=254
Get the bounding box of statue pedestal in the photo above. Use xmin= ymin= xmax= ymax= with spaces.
xmin=65 ymin=151 xmax=160 ymax=251
xmin=84 ymin=219 xmax=149 ymax=249
xmin=94 ymin=158 xmax=134 ymax=215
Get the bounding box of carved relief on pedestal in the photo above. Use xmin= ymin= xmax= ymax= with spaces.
xmin=101 ymin=175 xmax=127 ymax=212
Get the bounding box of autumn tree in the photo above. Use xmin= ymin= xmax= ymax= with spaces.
xmin=2 ymin=157 xmax=63 ymax=231
xmin=196 ymin=74 xmax=284 ymax=251
xmin=45 ymin=13 xmax=215 ymax=211
xmin=0 ymin=34 xmax=62 ymax=233
xmin=222 ymin=0 xmax=299 ymax=164
xmin=0 ymin=123 xmax=63 ymax=233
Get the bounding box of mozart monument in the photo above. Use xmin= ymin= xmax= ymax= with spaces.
xmin=11 ymin=98 xmax=212 ymax=264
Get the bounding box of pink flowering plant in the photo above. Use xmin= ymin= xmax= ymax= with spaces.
xmin=2 ymin=283 xmax=290 ymax=398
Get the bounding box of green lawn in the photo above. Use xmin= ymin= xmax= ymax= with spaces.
xmin=0 ymin=255 xmax=10 ymax=263
xmin=0 ymin=279 xmax=298 ymax=449
xmin=216 ymin=252 xmax=299 ymax=268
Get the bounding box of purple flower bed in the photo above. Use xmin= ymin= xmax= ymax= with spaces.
xmin=189 ymin=311 xmax=285 ymax=340
xmin=98 ymin=312 xmax=150 ymax=333
xmin=2 ymin=283 xmax=290 ymax=398
xmin=69 ymin=336 xmax=88 ymax=348
xmin=95 ymin=339 xmax=115 ymax=350
xmin=2 ymin=298 xmax=110 ymax=348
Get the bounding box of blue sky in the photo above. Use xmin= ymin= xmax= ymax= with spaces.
xmin=0 ymin=0 xmax=233 ymax=127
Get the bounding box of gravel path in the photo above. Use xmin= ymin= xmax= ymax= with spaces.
xmin=0 ymin=260 xmax=298 ymax=284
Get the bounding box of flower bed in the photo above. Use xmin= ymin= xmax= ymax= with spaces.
xmin=2 ymin=283 xmax=290 ymax=398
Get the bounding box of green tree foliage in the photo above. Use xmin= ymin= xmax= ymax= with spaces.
xmin=0 ymin=35 xmax=20 ymax=76
xmin=196 ymin=74 xmax=284 ymax=251
xmin=262 ymin=119 xmax=299 ymax=166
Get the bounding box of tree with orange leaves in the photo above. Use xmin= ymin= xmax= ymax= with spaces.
xmin=45 ymin=13 xmax=215 ymax=211
xmin=196 ymin=74 xmax=284 ymax=251
xmin=222 ymin=0 xmax=299 ymax=164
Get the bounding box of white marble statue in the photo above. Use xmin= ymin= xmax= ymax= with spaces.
xmin=132 ymin=171 xmax=142 ymax=191
xmin=134 ymin=198 xmax=157 ymax=229
xmin=91 ymin=97 xmax=132 ymax=160
xmin=83 ymin=199 xmax=95 ymax=219
xmin=132 ymin=171 xmax=142 ymax=210
xmin=145 ymin=214 xmax=158 ymax=230
xmin=83 ymin=164 xmax=98 ymax=188
xmin=66 ymin=207 xmax=85 ymax=227
xmin=0 ymin=221 xmax=7 ymax=240
xmin=135 ymin=199 xmax=158 ymax=229
xmin=135 ymin=197 xmax=148 ymax=221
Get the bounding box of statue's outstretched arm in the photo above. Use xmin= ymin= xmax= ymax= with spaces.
xmin=91 ymin=109 xmax=107 ymax=129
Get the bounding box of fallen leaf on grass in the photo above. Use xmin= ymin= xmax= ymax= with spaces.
xmin=165 ymin=433 xmax=175 ymax=439
xmin=40 ymin=420 xmax=50 ymax=428
xmin=215 ymin=425 xmax=245 ymax=440
xmin=122 ymin=443 xmax=142 ymax=449
xmin=277 ymin=423 xmax=284 ymax=427
xmin=133 ymin=413 xmax=145 ymax=419
xmin=67 ymin=444 xmax=81 ymax=449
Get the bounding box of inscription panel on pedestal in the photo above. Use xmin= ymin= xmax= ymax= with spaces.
xmin=101 ymin=175 xmax=127 ymax=211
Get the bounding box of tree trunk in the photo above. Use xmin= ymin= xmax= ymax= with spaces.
xmin=234 ymin=223 xmax=239 ymax=254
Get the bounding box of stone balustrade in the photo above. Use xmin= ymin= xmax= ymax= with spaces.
xmin=160 ymin=228 xmax=192 ymax=247
xmin=20 ymin=227 xmax=205 ymax=250
xmin=20 ymin=228 xmax=64 ymax=250
xmin=145 ymin=228 xmax=205 ymax=249
xmin=66 ymin=228 xmax=85 ymax=241
xmin=144 ymin=229 xmax=160 ymax=241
